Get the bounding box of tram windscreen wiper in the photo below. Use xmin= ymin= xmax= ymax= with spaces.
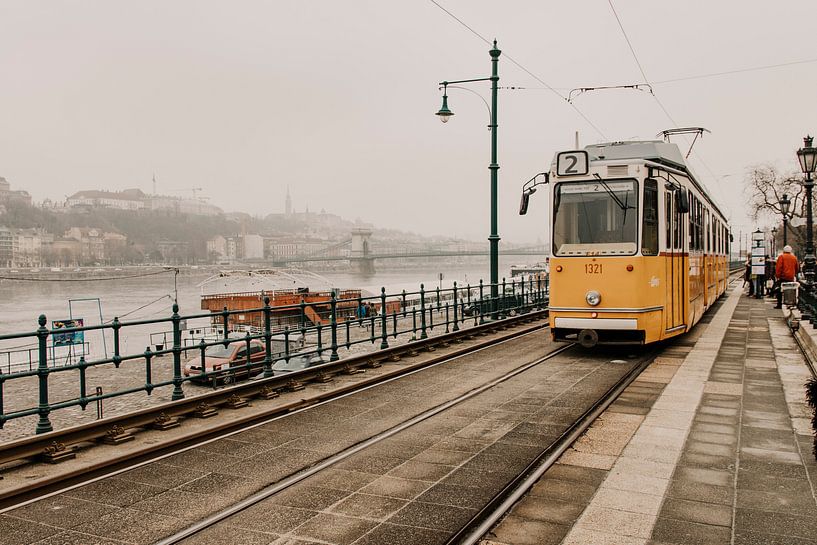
xmin=597 ymin=179 xmax=635 ymax=212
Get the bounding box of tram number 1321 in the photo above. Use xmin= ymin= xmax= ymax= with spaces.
xmin=584 ymin=263 xmax=602 ymax=274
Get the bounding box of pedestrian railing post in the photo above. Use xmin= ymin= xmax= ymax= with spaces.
xmin=300 ymin=298 xmax=306 ymax=337
xmin=263 ymin=296 xmax=274 ymax=377
xmin=479 ymin=280 xmax=485 ymax=325
xmin=316 ymin=324 xmax=323 ymax=356
xmin=380 ymin=288 xmax=389 ymax=350
xmin=330 ymin=292 xmax=340 ymax=361
xmin=445 ymin=302 xmax=450 ymax=333
xmin=420 ymin=284 xmax=428 ymax=339
xmin=221 ymin=306 xmax=229 ymax=344
xmin=144 ymin=347 xmax=154 ymax=395
xmin=35 ymin=314 xmax=53 ymax=434
xmin=401 ymin=290 xmax=407 ymax=317
xmin=452 ymin=281 xmax=459 ymax=332
xmin=284 ymin=326 xmax=291 ymax=362
xmin=171 ymin=303 xmax=185 ymax=401
xmin=78 ymin=356 xmax=88 ymax=408
xmin=112 ymin=317 xmax=122 ymax=367
xmin=501 ymin=277 xmax=507 ymax=317
xmin=520 ymin=276 xmax=525 ymax=312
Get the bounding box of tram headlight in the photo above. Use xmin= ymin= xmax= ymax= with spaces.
xmin=585 ymin=290 xmax=601 ymax=306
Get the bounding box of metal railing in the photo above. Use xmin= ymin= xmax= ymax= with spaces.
xmin=0 ymin=275 xmax=549 ymax=435
xmin=0 ymin=342 xmax=93 ymax=375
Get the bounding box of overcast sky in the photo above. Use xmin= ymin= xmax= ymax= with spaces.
xmin=1 ymin=1 xmax=815 ymax=245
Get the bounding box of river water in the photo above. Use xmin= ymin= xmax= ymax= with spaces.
xmin=0 ymin=259 xmax=532 ymax=366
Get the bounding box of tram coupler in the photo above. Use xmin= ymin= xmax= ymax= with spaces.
xmin=578 ymin=329 xmax=599 ymax=348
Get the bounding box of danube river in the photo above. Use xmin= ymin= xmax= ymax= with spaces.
xmin=0 ymin=259 xmax=533 ymax=365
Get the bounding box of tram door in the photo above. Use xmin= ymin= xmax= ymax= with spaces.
xmin=664 ymin=190 xmax=685 ymax=331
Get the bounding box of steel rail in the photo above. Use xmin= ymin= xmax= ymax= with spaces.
xmin=452 ymin=273 xmax=743 ymax=545
xmin=0 ymin=314 xmax=548 ymax=511
xmin=0 ymin=308 xmax=546 ymax=467
xmin=151 ymin=343 xmax=575 ymax=545
xmin=450 ymin=347 xmax=656 ymax=545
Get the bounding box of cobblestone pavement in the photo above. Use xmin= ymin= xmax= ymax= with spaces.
xmin=1 ymin=307 xmax=500 ymax=442
xmin=485 ymin=284 xmax=817 ymax=545
xmin=0 ymin=316 xmax=643 ymax=545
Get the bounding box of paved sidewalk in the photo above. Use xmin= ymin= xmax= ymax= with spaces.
xmin=485 ymin=285 xmax=817 ymax=545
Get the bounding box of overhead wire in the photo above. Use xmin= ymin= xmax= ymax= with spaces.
xmin=605 ymin=0 xmax=731 ymax=215
xmin=427 ymin=0 xmax=607 ymax=140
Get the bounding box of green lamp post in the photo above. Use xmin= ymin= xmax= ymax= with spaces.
xmin=436 ymin=40 xmax=502 ymax=315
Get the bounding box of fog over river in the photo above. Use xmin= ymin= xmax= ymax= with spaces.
xmin=0 ymin=260 xmax=529 ymax=363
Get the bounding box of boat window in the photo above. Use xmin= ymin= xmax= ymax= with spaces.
xmin=204 ymin=344 xmax=235 ymax=358
xmin=250 ymin=344 xmax=265 ymax=355
xmin=552 ymin=179 xmax=638 ymax=256
xmin=642 ymin=179 xmax=659 ymax=256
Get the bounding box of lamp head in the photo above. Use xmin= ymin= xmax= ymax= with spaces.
xmin=797 ymin=135 xmax=817 ymax=174
xmin=781 ymin=193 xmax=791 ymax=216
xmin=436 ymin=92 xmax=454 ymax=123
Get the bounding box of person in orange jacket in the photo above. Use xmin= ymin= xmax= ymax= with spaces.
xmin=775 ymin=245 xmax=800 ymax=308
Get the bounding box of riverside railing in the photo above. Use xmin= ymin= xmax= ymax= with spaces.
xmin=0 ymin=275 xmax=548 ymax=435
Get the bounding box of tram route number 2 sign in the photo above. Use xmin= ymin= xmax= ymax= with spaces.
xmin=556 ymin=151 xmax=589 ymax=176
xmin=52 ymin=318 xmax=85 ymax=346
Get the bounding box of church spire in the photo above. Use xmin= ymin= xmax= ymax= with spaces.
xmin=285 ymin=185 xmax=292 ymax=215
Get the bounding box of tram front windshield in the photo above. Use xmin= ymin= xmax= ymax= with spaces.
xmin=552 ymin=179 xmax=638 ymax=256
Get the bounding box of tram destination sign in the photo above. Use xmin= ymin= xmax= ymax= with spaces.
xmin=556 ymin=150 xmax=589 ymax=176
xmin=559 ymin=181 xmax=632 ymax=194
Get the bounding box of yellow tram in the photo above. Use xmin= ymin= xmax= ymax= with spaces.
xmin=520 ymin=140 xmax=729 ymax=347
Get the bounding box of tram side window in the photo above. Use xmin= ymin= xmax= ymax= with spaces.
xmin=642 ymin=179 xmax=658 ymax=255
xmin=665 ymin=193 xmax=672 ymax=250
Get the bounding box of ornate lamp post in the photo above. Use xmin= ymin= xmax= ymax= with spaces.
xmin=437 ymin=41 xmax=502 ymax=315
xmin=796 ymin=136 xmax=817 ymax=322
xmin=780 ymin=193 xmax=791 ymax=246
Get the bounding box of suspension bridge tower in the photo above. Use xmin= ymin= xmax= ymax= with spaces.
xmin=350 ymin=228 xmax=375 ymax=275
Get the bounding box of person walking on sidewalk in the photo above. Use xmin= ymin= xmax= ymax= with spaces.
xmin=775 ymin=245 xmax=800 ymax=309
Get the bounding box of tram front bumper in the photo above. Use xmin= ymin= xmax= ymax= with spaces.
xmin=552 ymin=316 xmax=645 ymax=346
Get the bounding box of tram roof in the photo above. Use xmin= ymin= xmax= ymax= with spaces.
xmin=569 ymin=140 xmax=728 ymax=223
xmin=584 ymin=140 xmax=686 ymax=169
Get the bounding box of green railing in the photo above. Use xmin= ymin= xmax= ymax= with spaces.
xmin=0 ymin=275 xmax=549 ymax=435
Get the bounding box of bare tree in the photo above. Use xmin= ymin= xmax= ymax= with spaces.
xmin=746 ymin=164 xmax=803 ymax=218
xmin=745 ymin=164 xmax=810 ymax=249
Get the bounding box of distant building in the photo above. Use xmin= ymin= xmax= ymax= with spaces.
xmin=148 ymin=194 xmax=223 ymax=216
xmin=0 ymin=177 xmax=32 ymax=207
xmin=64 ymin=227 xmax=107 ymax=262
xmin=207 ymin=235 xmax=228 ymax=261
xmin=0 ymin=227 xmax=14 ymax=267
xmin=67 ymin=189 xmax=147 ymax=211
xmin=13 ymin=228 xmax=50 ymax=267
xmin=66 ymin=187 xmax=223 ymax=216
xmin=243 ymin=234 xmax=264 ymax=260
xmin=155 ymin=240 xmax=190 ymax=264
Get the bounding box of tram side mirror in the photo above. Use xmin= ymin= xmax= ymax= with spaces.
xmin=519 ymin=189 xmax=535 ymax=215
xmin=519 ymin=172 xmax=549 ymax=216
xmin=730 ymin=234 xmax=734 ymax=242
xmin=677 ymin=188 xmax=690 ymax=214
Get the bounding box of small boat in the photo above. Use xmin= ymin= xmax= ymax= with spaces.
xmin=199 ymin=269 xmax=364 ymax=332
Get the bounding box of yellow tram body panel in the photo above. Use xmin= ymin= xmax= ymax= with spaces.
xmin=549 ymin=256 xmax=673 ymax=345
xmin=548 ymin=254 xmax=728 ymax=346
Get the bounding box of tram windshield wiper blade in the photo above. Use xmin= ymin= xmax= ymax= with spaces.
xmin=597 ymin=179 xmax=634 ymax=212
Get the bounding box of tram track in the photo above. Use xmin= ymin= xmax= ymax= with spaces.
xmin=147 ymin=347 xmax=661 ymax=545
xmin=0 ymin=310 xmax=549 ymax=513
xmin=151 ymin=284 xmax=739 ymax=545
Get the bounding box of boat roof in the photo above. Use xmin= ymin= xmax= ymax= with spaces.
xmin=198 ymin=269 xmax=336 ymax=296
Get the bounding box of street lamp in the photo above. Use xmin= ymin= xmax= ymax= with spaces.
xmin=797 ymin=135 xmax=817 ymax=322
xmin=436 ymin=40 xmax=502 ymax=315
xmin=780 ymin=193 xmax=791 ymax=246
